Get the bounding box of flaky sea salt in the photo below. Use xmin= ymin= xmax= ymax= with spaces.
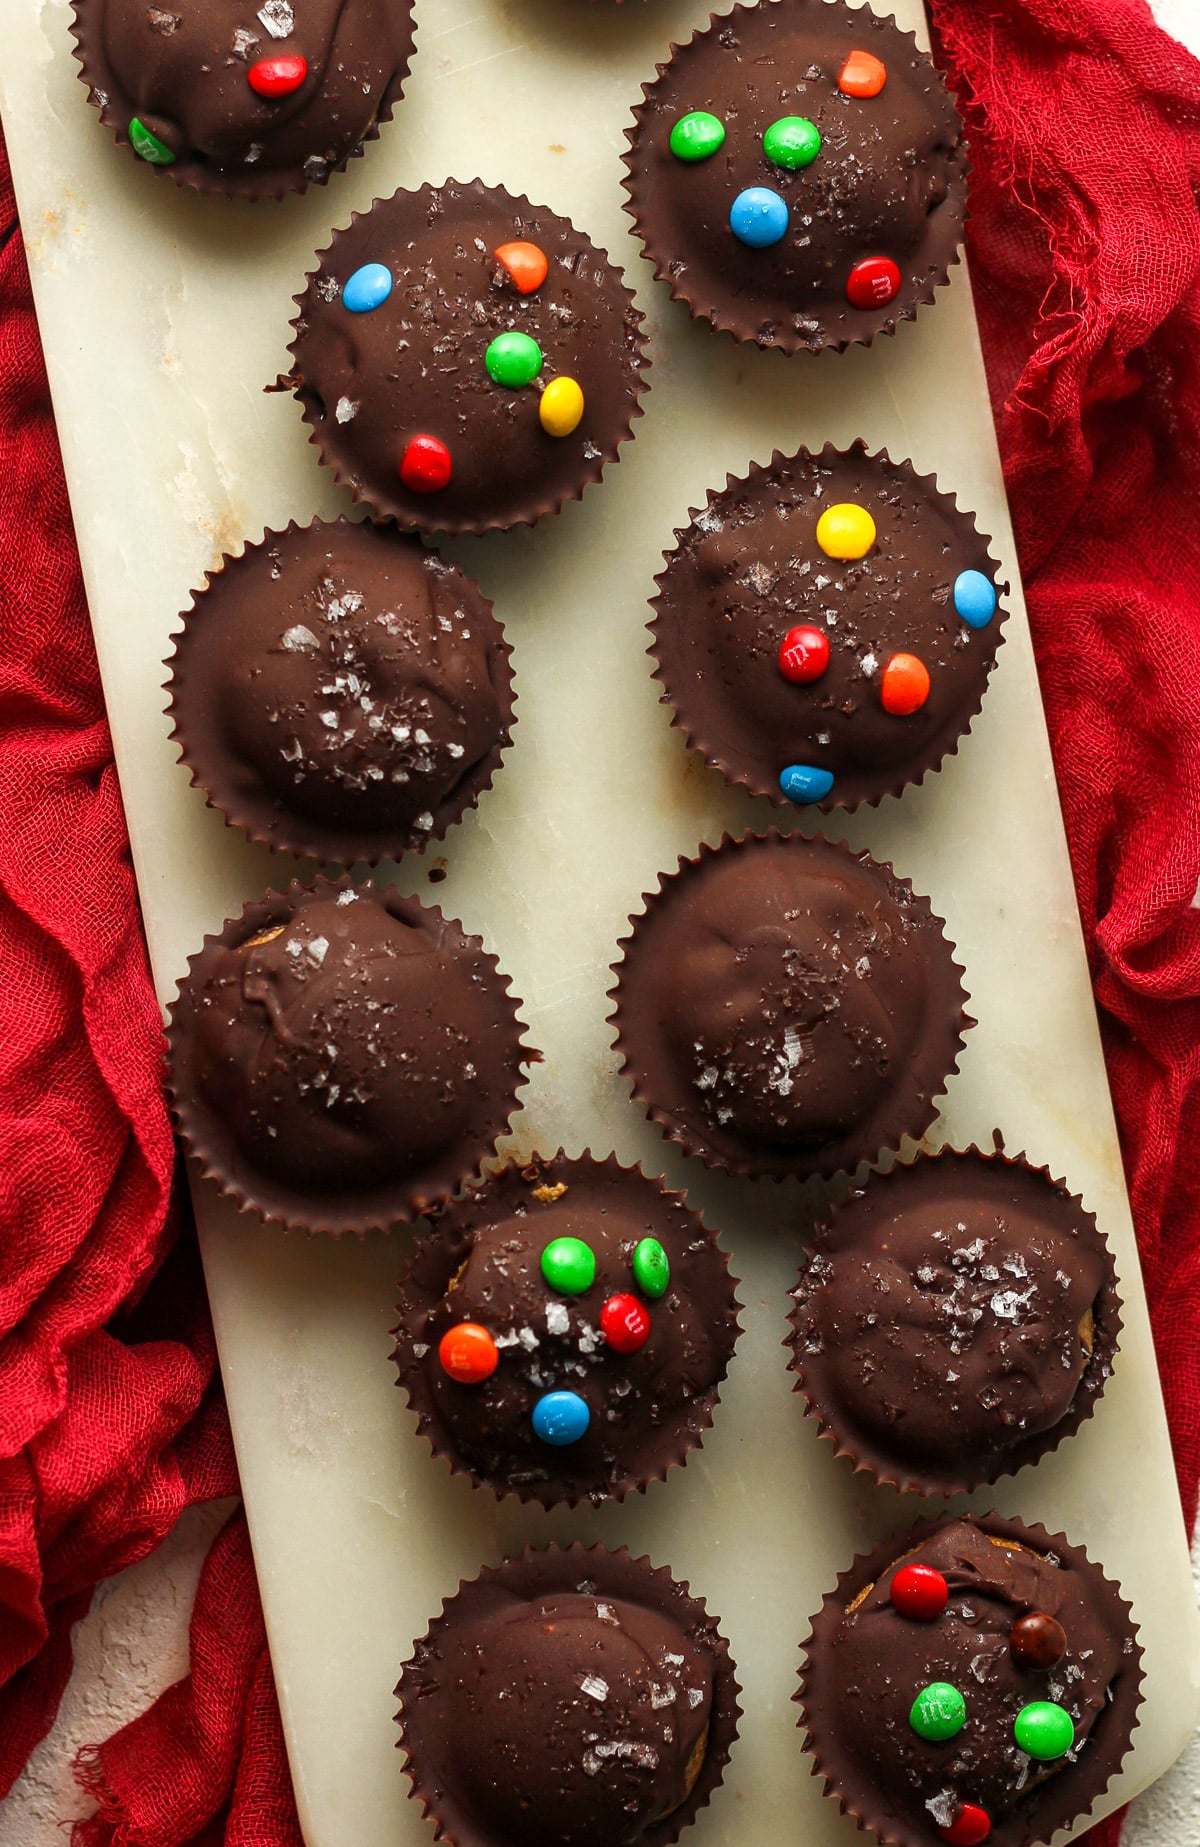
xmin=257 ymin=0 xmax=294 ymax=38
xmin=280 ymin=624 xmax=319 ymax=652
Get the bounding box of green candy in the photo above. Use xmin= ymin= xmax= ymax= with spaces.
xmin=128 ymin=116 xmax=176 ymax=165
xmin=669 ymin=111 xmax=726 ymax=163
xmin=762 ymin=116 xmax=821 ymax=170
xmin=632 ymin=1237 xmax=670 ymax=1299
xmin=540 ymin=1236 xmax=596 ymax=1296
xmin=485 ymin=331 xmax=543 ymax=390
xmin=909 ymin=1683 xmax=967 ymax=1742
xmin=1014 ymin=1701 xmax=1075 ymax=1761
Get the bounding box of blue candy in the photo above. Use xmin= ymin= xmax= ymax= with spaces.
xmin=342 ymin=262 xmax=393 ymax=314
xmin=780 ymin=764 xmax=835 ymax=804
xmin=953 ymin=569 xmax=998 ymax=629
xmin=729 ymin=187 xmax=789 ymax=249
xmin=532 ymin=1390 xmax=590 ymax=1447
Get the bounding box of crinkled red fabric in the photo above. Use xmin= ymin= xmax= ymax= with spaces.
xmin=0 ymin=145 xmax=296 ymax=1843
xmin=2 ymin=0 xmax=1200 ymax=1844
xmin=927 ymin=0 xmax=1200 ymax=1543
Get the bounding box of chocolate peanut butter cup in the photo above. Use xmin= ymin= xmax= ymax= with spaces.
xmin=798 ymin=1513 xmax=1143 ymax=1847
xmin=394 ymin=1151 xmax=740 ymax=1508
xmin=72 ymin=0 xmax=416 ymax=200
xmin=610 ymin=832 xmax=970 ymax=1181
xmin=623 ymin=0 xmax=967 ymax=353
xmin=788 ymin=1146 xmax=1120 ymax=1494
xmin=650 ymin=443 xmax=1006 ymax=811
xmin=165 ymin=878 xmax=533 ymax=1234
xmin=288 ymin=179 xmax=649 ymax=535
xmin=397 ymin=1542 xmax=740 ymax=1847
xmin=167 ymin=519 xmax=514 ymax=865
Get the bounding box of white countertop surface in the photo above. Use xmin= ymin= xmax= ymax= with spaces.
xmin=1 ymin=0 xmax=1197 ymax=1843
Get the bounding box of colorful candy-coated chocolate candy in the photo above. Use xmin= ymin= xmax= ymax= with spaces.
xmin=815 ymin=502 xmax=877 ymax=561
xmin=762 ymin=116 xmax=821 ymax=170
xmin=540 ymin=376 xmax=585 ymax=438
xmin=779 ymin=764 xmax=835 ymax=804
xmin=600 ymin=1292 xmax=652 ymax=1354
xmin=779 ymin=625 xmax=830 ymax=685
xmin=910 ymin=1682 xmax=967 ymax=1742
xmin=730 ymin=187 xmax=789 ymax=249
xmin=1014 ymin=1700 xmax=1075 ymax=1760
xmin=846 ymin=255 xmax=902 ymax=309
xmin=631 ymin=1237 xmax=670 ymax=1298
xmin=486 ymin=331 xmax=543 ymax=389
xmin=838 ymin=49 xmax=888 ymax=98
xmin=890 ymin=1563 xmax=949 ymax=1620
xmin=532 ymin=1389 xmax=590 ymax=1446
xmin=493 ymin=240 xmax=548 ymax=295
xmin=247 ymin=54 xmax=308 ymax=97
xmin=541 ymin=1235 xmax=596 ymax=1296
xmin=343 ymin=262 xmax=394 ymax=315
xmin=670 ymin=110 xmax=726 ymax=162
xmin=881 ymin=652 xmax=931 ymax=715
xmin=953 ymin=569 xmax=998 ymax=628
xmin=128 ymin=117 xmax=175 ymax=164
xmin=1010 ymin=1612 xmax=1068 ymax=1671
xmin=438 ymin=1322 xmax=499 ymax=1385
xmin=399 ymin=435 xmax=452 ymax=495
xmin=937 ymin=1805 xmax=992 ymax=1846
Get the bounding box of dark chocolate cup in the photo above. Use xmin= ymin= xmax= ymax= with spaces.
xmin=621 ymin=0 xmax=967 ymax=355
xmin=165 ymin=875 xmax=535 ymax=1235
xmin=609 ymin=831 xmax=972 ymax=1182
xmin=393 ymin=1150 xmax=741 ymax=1508
xmin=70 ymin=0 xmax=416 ymax=202
xmin=797 ymin=1512 xmax=1144 ymax=1847
xmin=787 ymin=1145 xmax=1121 ymax=1495
xmin=165 ymin=518 xmax=515 ymax=866
xmin=287 ymin=179 xmax=649 ymax=537
xmin=397 ymin=1541 xmax=741 ymax=1847
xmin=649 ymin=442 xmax=1008 ymax=812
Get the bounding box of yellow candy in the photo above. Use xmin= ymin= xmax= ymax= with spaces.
xmin=539 ymin=375 xmax=585 ymax=438
xmin=815 ymin=502 xmax=876 ymax=560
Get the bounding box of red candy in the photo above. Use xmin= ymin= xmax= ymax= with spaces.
xmin=493 ymin=240 xmax=549 ymax=295
xmin=846 ymin=256 xmax=902 ymax=310
xmin=880 ymin=652 xmax=931 ymax=715
xmin=889 ymin=1564 xmax=949 ymax=1621
xmin=838 ymin=50 xmax=888 ymax=98
xmin=438 ymin=1322 xmax=499 ymax=1385
xmin=600 ymin=1292 xmax=651 ymax=1354
xmin=937 ymin=1804 xmax=992 ymax=1845
xmin=400 ymin=434 xmax=452 ymax=494
xmin=778 ymin=624 xmax=830 ymax=685
xmin=247 ymin=55 xmax=308 ymax=98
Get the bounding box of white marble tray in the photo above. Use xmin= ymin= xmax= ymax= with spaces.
xmin=2 ymin=1 xmax=1198 ymax=1843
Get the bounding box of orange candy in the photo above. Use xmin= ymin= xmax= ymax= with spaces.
xmin=881 ymin=653 xmax=931 ymax=716
xmin=838 ymin=49 xmax=888 ymax=98
xmin=493 ymin=240 xmax=549 ymax=295
xmin=438 ymin=1322 xmax=499 ymax=1385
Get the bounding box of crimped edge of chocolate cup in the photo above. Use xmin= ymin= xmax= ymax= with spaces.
xmin=608 ymin=830 xmax=973 ymax=1182
xmin=648 ymin=440 xmax=1009 ymax=813
xmin=164 ymin=517 xmax=516 ymax=866
xmin=69 ymin=0 xmax=417 ymax=202
xmin=795 ymin=1511 xmax=1145 ymax=1847
xmin=620 ymin=0 xmax=968 ymax=356
xmin=286 ymin=178 xmax=650 ymax=537
xmin=396 ymin=1540 xmax=742 ymax=1847
xmin=786 ymin=1142 xmax=1122 ymax=1495
xmin=392 ymin=1148 xmax=743 ymax=1510
xmin=164 ymin=873 xmax=536 ymax=1235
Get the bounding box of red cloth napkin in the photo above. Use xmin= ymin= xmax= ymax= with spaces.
xmin=1 ymin=0 xmax=1199 ymax=1843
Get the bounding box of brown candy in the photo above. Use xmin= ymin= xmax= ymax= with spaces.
xmin=1010 ymin=1611 xmax=1068 ymax=1671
